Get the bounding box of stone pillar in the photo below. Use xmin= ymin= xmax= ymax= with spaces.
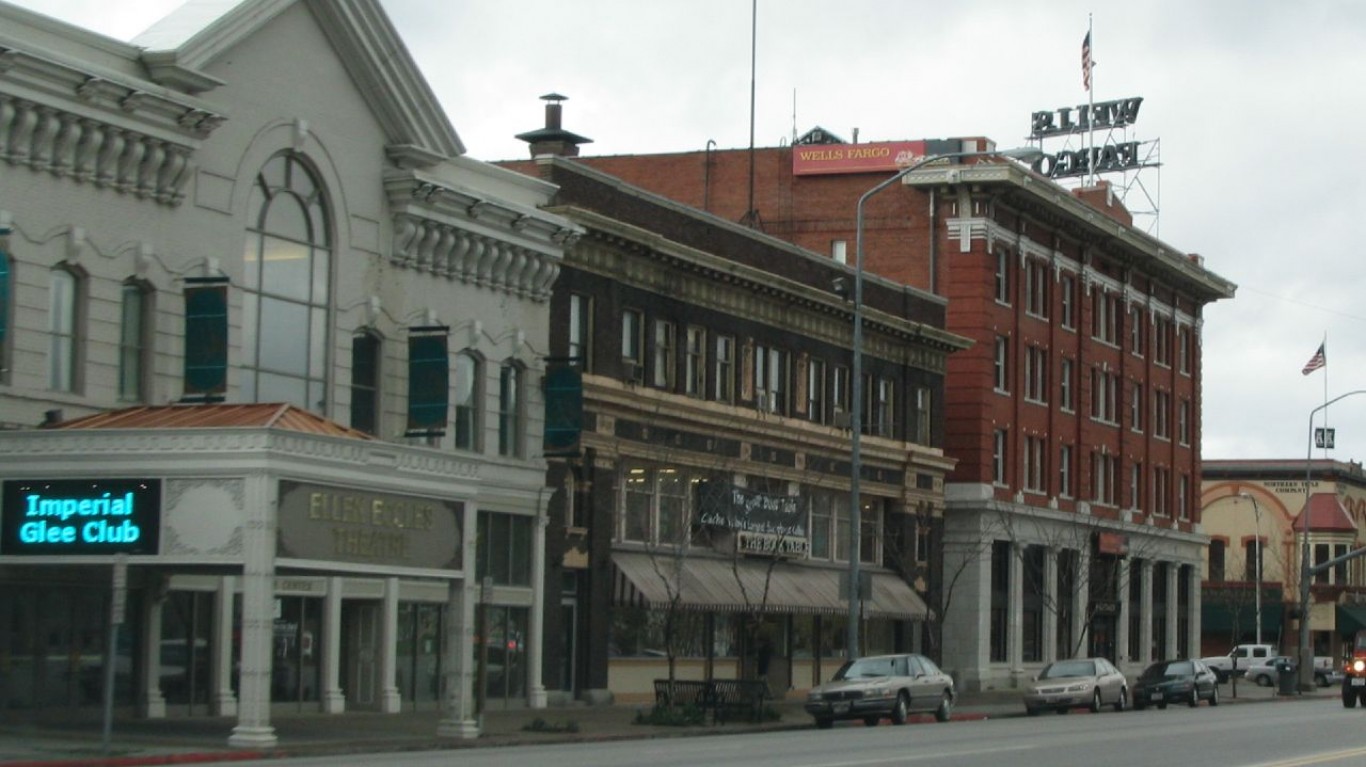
xmin=1073 ymin=546 xmax=1091 ymax=657
xmin=1043 ymin=548 xmax=1059 ymax=664
xmin=1139 ymin=560 xmax=1154 ymax=667
xmin=1165 ymin=563 xmax=1180 ymax=659
xmin=438 ymin=502 xmax=480 ymax=739
xmin=1187 ymin=563 xmax=1202 ymax=659
xmin=229 ymin=475 xmax=278 ymax=749
xmin=379 ymin=577 xmax=402 ymax=712
xmin=940 ymin=520 xmax=993 ymax=691
xmin=138 ymin=589 xmax=166 ymax=718
xmin=1009 ymin=543 xmax=1024 ymax=684
xmin=213 ymin=576 xmax=238 ymax=717
xmin=320 ymin=576 xmax=345 ymax=713
xmin=1116 ymin=562 xmax=1131 ymax=667
xmin=528 ymin=508 xmax=549 ymax=708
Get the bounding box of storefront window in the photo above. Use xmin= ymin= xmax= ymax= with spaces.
xmin=272 ymin=596 xmax=321 ymax=707
xmin=475 ymin=512 xmax=532 ymax=586
xmin=396 ymin=603 xmax=443 ymax=706
xmin=608 ymin=606 xmax=708 ymax=658
xmin=480 ymin=605 xmax=527 ymax=708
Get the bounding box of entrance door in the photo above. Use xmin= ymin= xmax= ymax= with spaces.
xmin=342 ymin=602 xmax=380 ymax=709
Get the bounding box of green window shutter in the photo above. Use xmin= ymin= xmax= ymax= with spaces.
xmin=407 ymin=328 xmax=449 ymax=435
xmin=542 ymin=362 xmax=583 ymax=456
xmin=182 ymin=278 xmax=229 ymax=401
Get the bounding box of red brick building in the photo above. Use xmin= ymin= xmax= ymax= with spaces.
xmin=530 ymin=122 xmax=1235 ymax=689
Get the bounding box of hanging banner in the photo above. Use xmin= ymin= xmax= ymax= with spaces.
xmin=406 ymin=326 xmax=449 ymax=436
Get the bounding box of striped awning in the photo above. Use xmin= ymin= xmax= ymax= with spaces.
xmin=611 ymin=551 xmax=929 ymax=620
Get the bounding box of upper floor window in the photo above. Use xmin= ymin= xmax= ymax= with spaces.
xmin=1092 ymin=290 xmax=1118 ymax=345
xmin=621 ymin=308 xmax=643 ymax=379
xmin=1024 ymin=345 xmax=1047 ymax=403
xmin=568 ymin=293 xmax=592 ymax=370
xmin=652 ymin=319 xmax=676 ymax=390
xmin=1178 ymin=398 xmax=1191 ymax=446
xmin=1152 ymin=466 xmax=1171 ymax=516
xmin=754 ymin=344 xmax=788 ymax=414
xmin=994 ymin=249 xmax=1011 ymax=304
xmin=1060 ymin=275 xmax=1076 ymax=330
xmin=1209 ymin=539 xmax=1226 ymax=582
xmin=1130 ymin=382 xmax=1144 ymax=433
xmin=685 ymin=326 xmax=706 ymax=397
xmin=498 ymin=361 xmax=523 ymax=457
xmin=454 ymin=351 xmax=482 ymax=451
xmin=119 ymin=281 xmax=153 ymax=402
xmin=1059 ymin=444 xmax=1073 ymax=498
xmin=1153 ymin=316 xmax=1173 ymax=367
xmin=1059 ymin=357 xmax=1074 ymax=411
xmin=0 ymin=243 xmax=10 ymax=382
xmin=868 ymin=374 xmax=894 ymax=437
xmin=1025 ymin=260 xmax=1049 ymax=318
xmin=912 ymin=386 xmax=931 ymax=445
xmin=714 ymin=334 xmax=735 ymax=402
xmin=1129 ymin=306 xmax=1146 ymax=357
xmin=1153 ymin=389 xmax=1172 ymax=439
xmin=1092 ymin=451 xmax=1116 ymax=505
xmin=1178 ymin=326 xmax=1192 ymax=375
xmin=992 ymin=429 xmax=1008 ymax=485
xmin=807 ymin=357 xmax=828 ymax=424
xmin=349 ymin=331 xmax=381 ymax=436
xmin=1091 ymin=367 xmax=1117 ymax=424
xmin=242 ymin=153 xmax=330 ymax=411
xmin=833 ymin=365 xmax=851 ymax=424
xmin=1023 ymin=435 xmax=1046 ymax=493
xmin=48 ymin=267 xmax=81 ymax=392
xmin=475 ymin=511 xmax=532 ymax=586
xmin=993 ymin=336 xmax=1009 ymax=393
xmin=621 ymin=464 xmax=694 ymax=546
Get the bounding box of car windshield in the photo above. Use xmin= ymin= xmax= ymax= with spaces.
xmin=1041 ymin=660 xmax=1096 ymax=679
xmin=836 ymin=657 xmax=897 ymax=680
xmin=1142 ymin=661 xmax=1193 ymax=679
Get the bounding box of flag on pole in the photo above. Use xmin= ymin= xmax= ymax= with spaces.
xmin=1082 ymin=31 xmax=1092 ymax=91
xmin=1302 ymin=342 xmax=1327 ymax=375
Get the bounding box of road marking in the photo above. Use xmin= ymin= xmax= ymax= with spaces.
xmin=1248 ymin=746 xmax=1366 ymax=767
xmin=811 ymin=743 xmax=1036 ymax=767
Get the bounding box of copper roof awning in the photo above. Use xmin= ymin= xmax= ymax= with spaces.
xmin=611 ymin=551 xmax=929 ymax=620
xmin=48 ymin=403 xmax=374 ymax=439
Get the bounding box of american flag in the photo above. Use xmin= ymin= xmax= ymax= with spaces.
xmin=1302 ymin=342 xmax=1327 ymax=376
xmin=1082 ymin=31 xmax=1092 ymax=91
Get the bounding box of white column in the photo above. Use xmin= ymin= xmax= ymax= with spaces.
xmin=528 ymin=509 xmax=549 ymax=708
xmin=380 ymin=576 xmax=401 ymax=712
xmin=213 ymin=576 xmax=238 ymax=717
xmin=1187 ymin=563 xmax=1202 ymax=659
xmin=1009 ymin=543 xmax=1024 ymax=683
xmin=1073 ymin=546 xmax=1091 ymax=657
xmin=1139 ymin=560 xmax=1154 ymax=666
xmin=1165 ymin=563 xmax=1180 ymax=659
xmin=1116 ymin=562 xmax=1131 ymax=667
xmin=229 ymin=475 xmax=278 ymax=749
xmin=320 ymin=576 xmax=345 ymax=713
xmin=138 ymin=589 xmax=166 ymax=718
xmin=1043 ymin=548 xmax=1059 ymax=664
xmin=438 ymin=502 xmax=480 ymax=739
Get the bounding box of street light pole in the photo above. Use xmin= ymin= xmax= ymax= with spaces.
xmin=1238 ymin=492 xmax=1263 ymax=646
xmin=846 ymin=145 xmax=1043 ymax=661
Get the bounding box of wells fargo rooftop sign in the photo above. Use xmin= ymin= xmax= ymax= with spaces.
xmin=793 ymin=140 xmax=926 ymax=176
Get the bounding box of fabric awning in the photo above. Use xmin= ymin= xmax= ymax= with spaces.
xmin=611 ymin=551 xmax=929 ymax=620
xmin=1337 ymin=604 xmax=1366 ymax=637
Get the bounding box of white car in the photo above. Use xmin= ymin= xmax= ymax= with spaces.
xmin=1243 ymin=655 xmax=1340 ymax=688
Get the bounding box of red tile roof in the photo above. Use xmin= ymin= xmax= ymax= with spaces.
xmin=1294 ymin=492 xmax=1356 ymax=533
xmin=48 ymin=403 xmax=374 ymax=440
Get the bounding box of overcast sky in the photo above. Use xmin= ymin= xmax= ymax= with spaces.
xmin=11 ymin=0 xmax=1366 ymax=465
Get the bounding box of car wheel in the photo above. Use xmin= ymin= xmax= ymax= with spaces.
xmin=816 ymin=717 xmax=834 ymax=729
xmin=934 ymin=692 xmax=952 ymax=723
xmin=1188 ymin=687 xmax=1200 ymax=708
xmin=1158 ymin=702 xmax=1167 ymax=710
xmin=1253 ymin=674 xmax=1269 ymax=687
xmin=1089 ymin=690 xmax=1102 ymax=714
xmin=863 ymin=716 xmax=880 ymax=727
xmin=1343 ymin=686 xmax=1358 ymax=708
xmin=1025 ymin=705 xmax=1041 ymax=717
xmin=890 ymin=693 xmax=909 ymax=725
xmin=1114 ymin=687 xmax=1129 ymax=713
xmin=1210 ymin=684 xmax=1220 ymax=707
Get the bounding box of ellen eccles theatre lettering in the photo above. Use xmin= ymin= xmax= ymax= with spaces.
xmin=1 ymin=479 xmax=161 ymax=555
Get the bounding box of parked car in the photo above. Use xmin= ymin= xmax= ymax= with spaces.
xmin=805 ymin=653 xmax=955 ymax=729
xmin=1132 ymin=659 xmax=1220 ymax=709
xmin=1244 ymin=656 xmax=1340 ymax=688
xmin=1023 ymin=657 xmax=1129 ymax=715
xmin=1200 ymin=643 xmax=1274 ymax=683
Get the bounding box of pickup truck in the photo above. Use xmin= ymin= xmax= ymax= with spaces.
xmin=1201 ymin=644 xmax=1275 ymax=682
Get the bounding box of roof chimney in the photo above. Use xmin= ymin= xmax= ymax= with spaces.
xmin=515 ymin=93 xmax=593 ymax=158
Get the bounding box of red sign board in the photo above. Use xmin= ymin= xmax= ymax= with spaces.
xmin=792 ymin=140 xmax=927 ymax=176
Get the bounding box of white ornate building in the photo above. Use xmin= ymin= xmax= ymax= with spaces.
xmin=0 ymin=0 xmax=575 ymax=747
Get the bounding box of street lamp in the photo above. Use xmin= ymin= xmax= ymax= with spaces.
xmin=846 ymin=145 xmax=1044 ymax=660
xmin=1238 ymin=492 xmax=1263 ymax=646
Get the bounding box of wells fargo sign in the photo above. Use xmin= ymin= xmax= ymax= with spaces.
xmin=1027 ymin=96 xmax=1154 ymax=180
xmin=276 ymin=480 xmax=462 ymax=570
xmin=793 ymin=140 xmax=926 ymax=176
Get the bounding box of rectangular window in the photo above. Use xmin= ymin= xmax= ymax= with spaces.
xmin=714 ymin=334 xmax=735 ymax=402
xmin=1059 ymin=445 xmax=1073 ymax=498
xmin=1023 ymin=435 xmax=1046 ymax=493
xmin=1060 ymin=358 xmax=1074 ymax=411
xmin=684 ymin=326 xmax=706 ymax=397
xmin=1178 ymin=399 xmax=1191 ymax=446
xmin=807 ymin=357 xmax=828 ymax=424
xmin=1025 ymin=260 xmax=1049 ymax=318
xmin=1154 ymin=390 xmax=1171 ymax=439
xmin=475 ymin=512 xmax=533 ymax=586
xmin=1152 ymin=466 xmax=1171 ymax=517
xmin=1209 ymin=540 xmax=1226 ymax=582
xmin=1131 ymin=382 xmax=1144 ymax=433
xmin=810 ymin=490 xmax=834 ymax=560
xmin=568 ymin=293 xmax=592 ymax=369
xmin=993 ymin=429 xmax=1008 ymax=485
xmin=754 ymin=344 xmax=788 ymax=414
xmin=1153 ymin=316 xmax=1172 ymax=366
xmin=994 ymin=336 xmax=1009 ymax=392
xmin=990 ymin=541 xmax=1010 ymax=662
xmin=652 ymin=319 xmax=676 ymax=389
xmin=454 ymin=352 xmax=480 ymax=451
xmin=832 ymin=240 xmax=847 ymax=265
xmin=49 ymin=269 xmax=79 ymax=392
xmin=1178 ymin=474 xmax=1190 ymax=520
xmin=833 ymin=365 xmax=851 ymax=425
xmin=1091 ymin=367 xmax=1117 ymax=424
xmin=350 ymin=333 xmax=380 ymax=435
xmin=497 ymin=363 xmax=522 ymax=457
xmin=1092 ymin=452 xmax=1116 ymax=505
xmin=867 ymin=375 xmax=895 ymax=437
xmin=1129 ymin=306 xmax=1145 ymax=357
xmin=1179 ymin=326 xmax=1192 ymax=375
xmin=914 ymin=515 xmax=932 ymax=563
xmin=1060 ymin=275 xmax=1076 ymax=330
xmin=995 ymin=249 xmax=1011 ymax=304
xmin=119 ymin=283 xmax=150 ymax=402
xmin=621 ymin=309 xmax=643 ymax=380
xmin=1024 ymin=344 xmax=1048 ymax=403
xmin=1130 ymin=460 xmax=1143 ymax=510
xmin=1092 ymin=291 xmax=1118 ymax=345
xmin=913 ymin=386 xmax=931 ymax=445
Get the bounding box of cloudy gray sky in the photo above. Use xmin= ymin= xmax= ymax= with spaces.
xmin=12 ymin=0 xmax=1366 ymax=464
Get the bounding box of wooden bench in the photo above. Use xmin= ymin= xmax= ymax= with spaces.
xmin=653 ymin=678 xmax=770 ymax=724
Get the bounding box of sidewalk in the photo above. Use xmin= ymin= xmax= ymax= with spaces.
xmin=0 ymin=682 xmax=1333 ymax=767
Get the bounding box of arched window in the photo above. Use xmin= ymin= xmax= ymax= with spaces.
xmin=454 ymin=351 xmax=482 ymax=451
xmin=48 ymin=266 xmax=81 ymax=392
xmin=119 ymin=280 xmax=153 ymax=402
xmin=498 ymin=360 xmax=523 ymax=457
xmin=350 ymin=331 xmax=381 ymax=435
xmin=242 ymin=153 xmax=331 ymax=411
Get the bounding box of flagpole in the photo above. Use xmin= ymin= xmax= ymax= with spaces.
xmin=1322 ymin=333 xmax=1329 ymax=458
xmin=1087 ymin=14 xmax=1095 ymax=188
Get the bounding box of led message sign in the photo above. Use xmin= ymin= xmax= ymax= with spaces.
xmin=1 ymin=479 xmax=161 ymax=555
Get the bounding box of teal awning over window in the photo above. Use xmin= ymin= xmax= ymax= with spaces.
xmin=182 ymin=278 xmax=229 ymax=401
xmin=1337 ymin=604 xmax=1366 ymax=638
xmin=406 ymin=328 xmax=449 ymax=435
xmin=1202 ymin=600 xmax=1284 ymax=636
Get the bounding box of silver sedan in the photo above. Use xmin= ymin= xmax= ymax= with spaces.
xmin=1023 ymin=657 xmax=1129 ymax=715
